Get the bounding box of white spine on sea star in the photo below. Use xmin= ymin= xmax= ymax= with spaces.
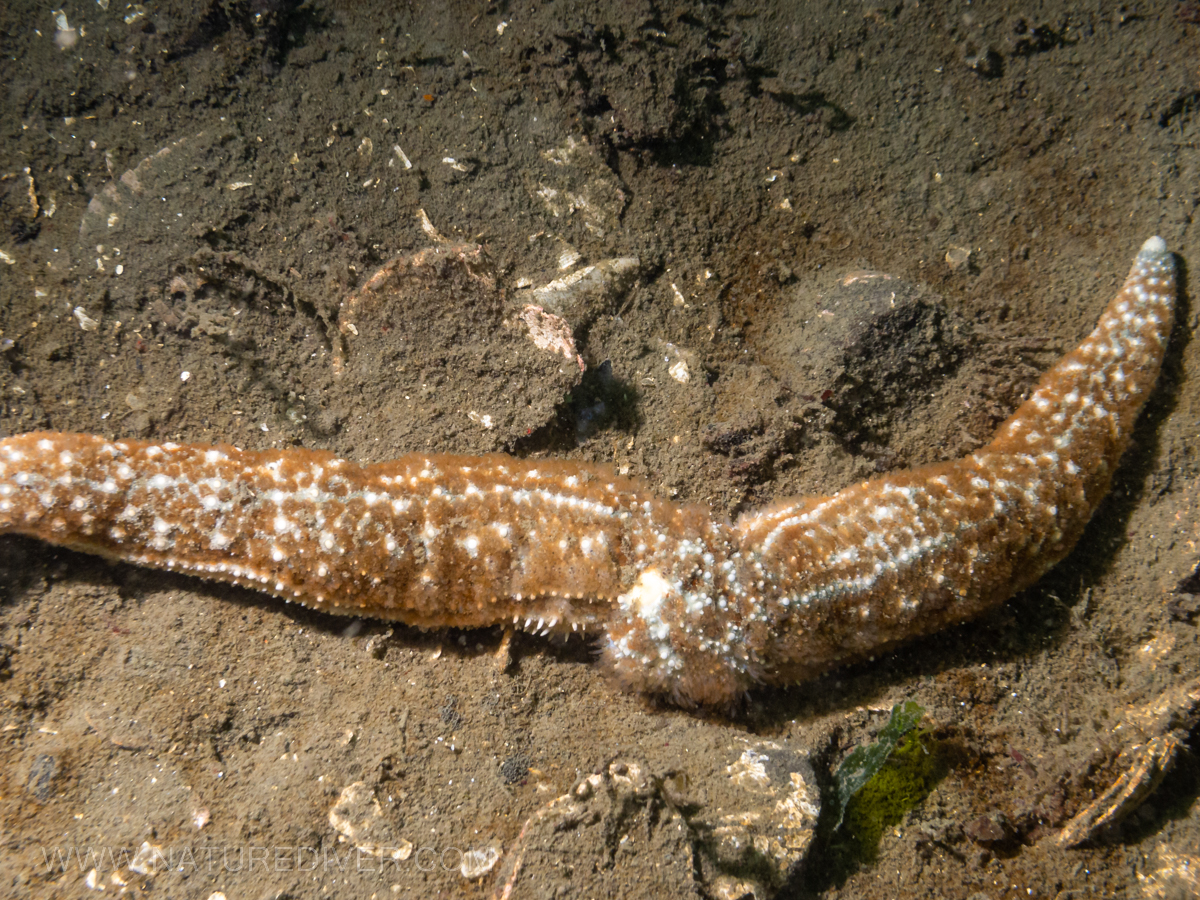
xmin=0 ymin=238 xmax=1177 ymax=706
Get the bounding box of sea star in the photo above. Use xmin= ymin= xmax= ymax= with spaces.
xmin=0 ymin=238 xmax=1177 ymax=706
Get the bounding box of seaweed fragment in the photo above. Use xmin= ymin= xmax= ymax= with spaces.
xmin=833 ymin=700 xmax=925 ymax=830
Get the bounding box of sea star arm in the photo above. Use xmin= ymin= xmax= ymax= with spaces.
xmin=0 ymin=442 xmax=672 ymax=632
xmin=602 ymin=237 xmax=1176 ymax=704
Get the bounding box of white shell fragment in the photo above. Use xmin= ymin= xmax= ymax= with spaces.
xmin=23 ymin=167 xmax=38 ymax=218
xmin=519 ymin=256 xmax=640 ymax=327
xmin=128 ymin=841 xmax=166 ymax=875
xmin=530 ymin=136 xmax=628 ymax=237
xmin=54 ymin=10 xmax=79 ymax=50
xmin=945 ymin=245 xmax=972 ymax=271
xmin=73 ymin=307 xmax=100 ymax=331
xmin=660 ymin=341 xmax=699 ymax=386
xmin=517 ymin=305 xmax=584 ymax=370
xmin=460 ymin=844 xmax=502 ymax=879
xmin=557 ymin=246 xmax=582 ymax=269
xmin=328 ymin=781 xmax=414 ymax=860
xmin=416 ymin=208 xmax=446 ymax=242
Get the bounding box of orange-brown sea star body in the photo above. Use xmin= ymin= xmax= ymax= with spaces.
xmin=0 ymin=238 xmax=1177 ymax=707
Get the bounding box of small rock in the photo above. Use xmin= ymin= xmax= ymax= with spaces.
xmin=964 ymin=810 xmax=1010 ymax=844
xmin=26 ymin=753 xmax=57 ymax=802
xmin=945 ymin=245 xmax=973 ymax=272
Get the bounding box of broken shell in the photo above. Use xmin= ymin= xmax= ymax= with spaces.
xmin=73 ymin=307 xmax=100 ymax=332
xmin=328 ymin=782 xmax=413 ymax=860
xmin=669 ymin=359 xmax=691 ymax=384
xmin=128 ymin=841 xmax=166 ymax=875
xmin=460 ymin=844 xmax=501 ymax=879
xmin=518 ymin=256 xmax=640 ymax=327
xmin=1057 ymin=677 xmax=1200 ymax=847
xmin=529 ymin=135 xmax=628 ymax=238
xmin=517 ymin=305 xmax=584 ymax=371
xmin=945 ymin=245 xmax=972 ymax=271
xmin=391 ymin=145 xmax=412 ymax=169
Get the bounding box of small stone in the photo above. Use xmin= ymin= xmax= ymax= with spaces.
xmin=945 ymin=245 xmax=972 ymax=271
xmin=26 ymin=753 xmax=57 ymax=802
xmin=964 ymin=811 xmax=1010 ymax=844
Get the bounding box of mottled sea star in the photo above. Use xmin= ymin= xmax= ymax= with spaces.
xmin=0 ymin=238 xmax=1177 ymax=706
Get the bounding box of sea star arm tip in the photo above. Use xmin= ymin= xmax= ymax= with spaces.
xmin=1139 ymin=234 xmax=1169 ymax=261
